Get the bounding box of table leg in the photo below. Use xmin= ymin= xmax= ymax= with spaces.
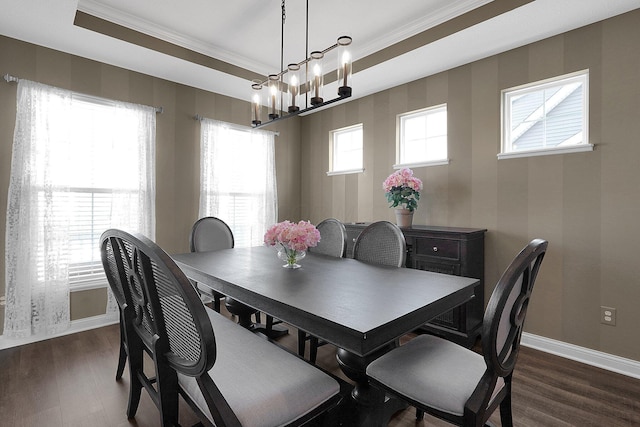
xmin=336 ymin=345 xmax=408 ymax=426
xmin=224 ymin=298 xmax=289 ymax=339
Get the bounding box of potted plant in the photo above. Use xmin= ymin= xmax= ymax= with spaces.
xmin=383 ymin=168 xmax=423 ymax=227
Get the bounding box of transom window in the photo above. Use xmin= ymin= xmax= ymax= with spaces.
xmin=500 ymin=70 xmax=592 ymax=159
xmin=396 ymin=104 xmax=448 ymax=168
xmin=328 ymin=124 xmax=363 ymax=175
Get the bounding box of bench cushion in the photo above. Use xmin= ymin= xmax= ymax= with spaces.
xmin=178 ymin=308 xmax=340 ymax=427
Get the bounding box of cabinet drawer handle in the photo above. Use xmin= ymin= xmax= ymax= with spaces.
xmin=432 ymin=246 xmax=438 ymax=252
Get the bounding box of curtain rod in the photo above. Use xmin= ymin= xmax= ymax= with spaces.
xmin=3 ymin=73 xmax=164 ymax=114
xmin=194 ymin=114 xmax=280 ymax=136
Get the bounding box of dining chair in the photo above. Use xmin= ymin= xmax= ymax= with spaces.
xmin=100 ymin=230 xmax=179 ymax=425
xmin=366 ymin=238 xmax=548 ymax=427
xmin=335 ymin=221 xmax=407 ymax=390
xmin=101 ymin=228 xmax=342 ymax=427
xmin=101 ymin=234 xmax=131 ymax=381
xmin=352 ymin=220 xmax=406 ymax=267
xmin=191 ymin=217 xmax=261 ymax=329
xmin=298 ymin=218 xmax=348 ymax=363
xmin=190 ymin=216 xmax=234 ymax=312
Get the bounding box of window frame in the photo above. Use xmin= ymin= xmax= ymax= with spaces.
xmin=395 ymin=104 xmax=449 ymax=169
xmin=327 ymin=123 xmax=364 ymax=176
xmin=499 ymin=69 xmax=593 ymax=160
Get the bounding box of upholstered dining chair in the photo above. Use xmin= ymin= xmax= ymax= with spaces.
xmin=191 ymin=217 xmax=261 ymax=329
xmin=298 ymin=218 xmax=348 ymax=363
xmin=101 ymin=229 xmax=341 ymax=427
xmin=190 ymin=216 xmax=235 ymax=312
xmin=101 ymin=233 xmax=131 ymax=381
xmin=335 ymin=221 xmax=407 ymax=392
xmin=366 ymin=239 xmax=548 ymax=427
xmin=352 ymin=220 xmax=406 ymax=267
xmin=101 ymin=230 xmax=177 ymax=424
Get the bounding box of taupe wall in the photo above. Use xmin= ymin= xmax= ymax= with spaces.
xmin=0 ymin=35 xmax=301 ymax=328
xmin=1 ymin=9 xmax=639 ymax=363
xmin=300 ymin=10 xmax=640 ymax=361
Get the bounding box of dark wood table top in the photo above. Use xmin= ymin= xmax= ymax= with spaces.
xmin=172 ymin=246 xmax=478 ymax=357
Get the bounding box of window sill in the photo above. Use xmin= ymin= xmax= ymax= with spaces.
xmin=327 ymin=168 xmax=364 ymax=176
xmin=71 ymin=282 xmax=108 ymax=292
xmin=393 ymin=159 xmax=450 ymax=169
xmin=498 ymin=144 xmax=594 ymax=160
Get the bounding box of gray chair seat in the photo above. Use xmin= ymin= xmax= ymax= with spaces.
xmin=366 ymin=239 xmax=548 ymax=427
xmin=367 ymin=335 xmax=504 ymax=417
xmin=178 ymin=307 xmax=340 ymax=427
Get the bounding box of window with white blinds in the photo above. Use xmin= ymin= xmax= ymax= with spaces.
xmin=33 ymin=96 xmax=154 ymax=291
xmin=500 ymin=70 xmax=593 ymax=159
xmin=199 ymin=120 xmax=277 ymax=248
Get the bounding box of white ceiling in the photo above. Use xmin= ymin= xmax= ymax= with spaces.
xmin=1 ymin=0 xmax=639 ymax=107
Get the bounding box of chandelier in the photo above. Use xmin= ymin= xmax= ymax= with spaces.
xmin=251 ymin=0 xmax=352 ymax=127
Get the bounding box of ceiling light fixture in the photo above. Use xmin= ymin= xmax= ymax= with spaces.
xmin=251 ymin=0 xmax=352 ymax=128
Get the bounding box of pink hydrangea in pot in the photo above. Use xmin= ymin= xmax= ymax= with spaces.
xmin=264 ymin=220 xmax=321 ymax=268
xmin=383 ymin=168 xmax=423 ymax=227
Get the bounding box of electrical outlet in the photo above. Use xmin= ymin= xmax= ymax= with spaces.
xmin=600 ymin=306 xmax=616 ymax=326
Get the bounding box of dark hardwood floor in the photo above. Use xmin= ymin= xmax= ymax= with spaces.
xmin=1 ymin=307 xmax=639 ymax=426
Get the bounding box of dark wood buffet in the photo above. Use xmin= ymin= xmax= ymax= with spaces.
xmin=343 ymin=222 xmax=486 ymax=348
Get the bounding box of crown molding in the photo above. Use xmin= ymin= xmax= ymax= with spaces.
xmin=77 ymin=0 xmax=273 ymax=74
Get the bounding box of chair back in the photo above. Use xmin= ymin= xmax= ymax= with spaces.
xmin=101 ymin=229 xmax=217 ymax=378
xmin=102 ymin=235 xmax=130 ymax=309
xmin=353 ymin=221 xmax=406 ymax=267
xmin=310 ymin=218 xmax=347 ymax=258
xmin=190 ymin=216 xmax=234 ymax=252
xmin=483 ymin=239 xmax=548 ymax=377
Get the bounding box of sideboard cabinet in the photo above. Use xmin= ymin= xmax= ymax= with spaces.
xmin=343 ymin=223 xmax=486 ymax=348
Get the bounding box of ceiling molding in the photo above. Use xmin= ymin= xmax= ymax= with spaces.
xmin=77 ymin=0 xmax=273 ymax=74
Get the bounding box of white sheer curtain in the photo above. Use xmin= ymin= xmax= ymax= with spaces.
xmin=199 ymin=119 xmax=277 ymax=248
xmin=4 ymin=80 xmax=156 ymax=338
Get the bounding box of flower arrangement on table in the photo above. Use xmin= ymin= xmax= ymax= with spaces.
xmin=264 ymin=220 xmax=321 ymax=268
xmin=383 ymin=168 xmax=423 ymax=212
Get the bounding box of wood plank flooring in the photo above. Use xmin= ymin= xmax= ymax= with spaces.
xmin=1 ymin=309 xmax=639 ymax=426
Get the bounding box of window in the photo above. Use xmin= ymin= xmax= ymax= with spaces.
xmin=396 ymin=104 xmax=448 ymax=168
xmin=62 ymin=99 xmax=155 ymax=289
xmin=328 ymin=124 xmax=363 ymax=175
xmin=199 ymin=120 xmax=277 ymax=248
xmin=5 ymin=80 xmax=155 ymax=337
xmin=500 ymin=70 xmax=592 ymax=159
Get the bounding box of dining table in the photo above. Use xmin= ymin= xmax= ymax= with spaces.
xmin=172 ymin=246 xmax=479 ymax=426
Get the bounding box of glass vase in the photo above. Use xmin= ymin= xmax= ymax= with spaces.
xmin=277 ymin=245 xmax=306 ymax=269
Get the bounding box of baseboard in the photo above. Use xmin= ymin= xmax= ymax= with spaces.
xmin=2 ymin=319 xmax=639 ymax=380
xmin=0 ymin=314 xmax=118 ymax=351
xmin=521 ymin=332 xmax=640 ymax=380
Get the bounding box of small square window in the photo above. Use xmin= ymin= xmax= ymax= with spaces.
xmin=500 ymin=70 xmax=593 ymax=159
xmin=328 ymin=124 xmax=363 ymax=175
xmin=396 ymin=104 xmax=448 ymax=168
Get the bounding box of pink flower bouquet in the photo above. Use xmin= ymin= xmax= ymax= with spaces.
xmin=264 ymin=220 xmax=321 ymax=267
xmin=383 ymin=168 xmax=423 ymax=212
